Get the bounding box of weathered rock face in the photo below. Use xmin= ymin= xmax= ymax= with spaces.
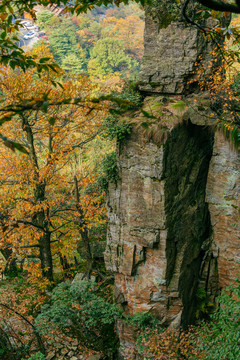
xmin=206 ymin=132 xmax=240 ymax=290
xmin=139 ymin=8 xmax=216 ymax=94
xmin=104 ymin=99 xmax=240 ymax=355
xmin=104 ymin=4 xmax=239 ymax=357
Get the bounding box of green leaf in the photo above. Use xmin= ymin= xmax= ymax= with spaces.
xmin=1 ymin=31 xmax=7 ymax=39
xmin=48 ymin=64 xmax=59 ymax=73
xmin=39 ymin=57 xmax=51 ymax=63
xmin=9 ymin=60 xmax=16 ymax=69
xmin=0 ymin=116 xmax=12 ymax=126
xmin=141 ymin=122 xmax=149 ymax=128
xmin=57 ymin=82 xmax=64 ymax=89
xmin=140 ymin=109 xmax=156 ymax=119
xmin=42 ymin=101 xmax=49 ymax=113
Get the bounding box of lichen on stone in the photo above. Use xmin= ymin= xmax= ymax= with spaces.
xmin=147 ymin=0 xmax=181 ymax=29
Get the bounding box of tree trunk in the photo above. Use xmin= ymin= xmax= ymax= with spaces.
xmin=22 ymin=117 xmax=54 ymax=282
xmin=74 ymin=176 xmax=93 ymax=276
xmin=79 ymin=226 xmax=94 ymax=276
xmin=60 ymin=254 xmax=70 ymax=271
xmin=39 ymin=230 xmax=53 ymax=281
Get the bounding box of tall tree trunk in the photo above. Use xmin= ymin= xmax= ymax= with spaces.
xmin=74 ymin=176 xmax=93 ymax=276
xmin=59 ymin=254 xmax=70 ymax=270
xmin=39 ymin=231 xmax=53 ymax=281
xmin=22 ymin=117 xmax=54 ymax=281
xmin=31 ymin=179 xmax=53 ymax=281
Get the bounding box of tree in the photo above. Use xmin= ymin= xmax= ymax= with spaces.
xmin=88 ymin=37 xmax=139 ymax=78
xmin=48 ymin=17 xmax=78 ymax=64
xmin=61 ymin=51 xmax=87 ymax=74
xmin=36 ymin=9 xmax=54 ymax=30
xmin=0 ymin=0 xmax=239 ymax=133
xmin=0 ymin=46 xmax=108 ymax=282
xmin=102 ymin=15 xmax=144 ymax=60
xmin=1 ymin=0 xmax=240 ymax=75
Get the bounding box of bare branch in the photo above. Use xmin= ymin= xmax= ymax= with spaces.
xmin=17 ymin=220 xmax=44 ymax=230
xmin=20 ymin=244 xmax=40 ymax=248
xmin=0 ymin=303 xmax=45 ymax=355
xmin=197 ymin=0 xmax=240 ymax=14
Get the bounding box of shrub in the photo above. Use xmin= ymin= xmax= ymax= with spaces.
xmin=102 ymin=84 xmax=142 ymax=142
xmin=196 ymin=278 xmax=240 ymax=359
xmin=127 ymin=311 xmax=161 ymax=330
xmin=103 ymin=116 xmax=132 ymax=142
xmin=97 ymin=151 xmax=120 ymax=191
xmin=36 ymin=280 xmax=122 ymax=355
xmin=24 ymin=352 xmax=45 ymax=360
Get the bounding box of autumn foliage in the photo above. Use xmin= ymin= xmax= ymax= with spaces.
xmin=0 ymin=45 xmax=109 ymax=283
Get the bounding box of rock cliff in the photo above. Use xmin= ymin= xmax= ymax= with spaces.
xmin=104 ymin=4 xmax=239 ymax=357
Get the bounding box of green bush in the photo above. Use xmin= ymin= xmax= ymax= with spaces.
xmin=23 ymin=352 xmax=45 ymax=360
xmin=102 ymin=84 xmax=141 ymax=142
xmin=103 ymin=116 xmax=132 ymax=142
xmin=127 ymin=311 xmax=161 ymax=330
xmin=196 ymin=278 xmax=240 ymax=359
xmin=97 ymin=151 xmax=119 ymax=191
xmin=36 ymin=280 xmax=122 ymax=355
xmin=114 ymin=83 xmax=142 ymax=110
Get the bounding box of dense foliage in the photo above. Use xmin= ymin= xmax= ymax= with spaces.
xmin=35 ymin=3 xmax=144 ymax=82
xmin=0 ymin=47 xmax=110 ymax=283
xmin=197 ymin=278 xmax=240 ymax=359
xmin=36 ymin=280 xmax=121 ymax=355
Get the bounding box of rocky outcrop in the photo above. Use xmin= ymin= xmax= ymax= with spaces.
xmin=105 ymin=97 xmax=240 ymax=356
xmin=138 ymin=7 xmax=224 ymax=95
xmin=206 ymin=132 xmax=240 ymax=290
xmin=104 ymin=3 xmax=239 ymax=357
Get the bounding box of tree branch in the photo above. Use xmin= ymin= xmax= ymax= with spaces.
xmin=197 ymin=0 xmax=240 ymax=14
xmin=17 ymin=219 xmax=44 ymax=230
xmin=20 ymin=244 xmax=40 ymax=248
xmin=0 ymin=303 xmax=45 ymax=355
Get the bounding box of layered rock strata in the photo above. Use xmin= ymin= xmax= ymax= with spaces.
xmin=104 ymin=97 xmax=240 ymax=356
xmin=138 ymin=8 xmax=222 ymax=94
xmin=104 ymin=3 xmax=239 ymax=357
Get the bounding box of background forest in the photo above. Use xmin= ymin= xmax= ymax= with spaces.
xmin=36 ymin=3 xmax=144 ymax=84
xmin=0 ymin=1 xmax=239 ymax=360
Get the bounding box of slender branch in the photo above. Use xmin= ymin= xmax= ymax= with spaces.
xmin=62 ymin=129 xmax=103 ymax=154
xmin=182 ymin=0 xmax=207 ymax=35
xmin=17 ymin=219 xmax=44 ymax=230
xmin=182 ymin=0 xmax=228 ymax=59
xmin=20 ymin=244 xmax=40 ymax=248
xmin=0 ymin=303 xmax=45 ymax=355
xmin=94 ymin=269 xmax=106 ymax=280
xmin=197 ymin=0 xmax=240 ymax=14
xmin=50 ymin=208 xmax=74 ymax=215
xmin=50 ymin=220 xmax=72 ymax=233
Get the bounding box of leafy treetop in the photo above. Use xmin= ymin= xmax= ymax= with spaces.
xmin=0 ymin=0 xmax=239 ymax=76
